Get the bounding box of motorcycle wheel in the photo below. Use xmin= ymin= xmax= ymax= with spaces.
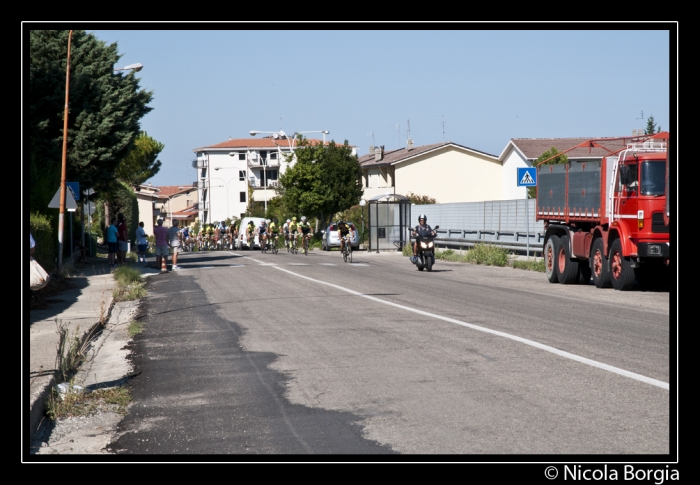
xmin=416 ymin=255 xmax=424 ymax=271
xmin=426 ymin=254 xmax=433 ymax=272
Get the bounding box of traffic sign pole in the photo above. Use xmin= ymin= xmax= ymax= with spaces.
xmin=517 ymin=167 xmax=538 ymax=259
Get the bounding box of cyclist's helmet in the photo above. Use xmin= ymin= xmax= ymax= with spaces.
xmin=266 ymin=219 xmax=271 ymax=224
xmin=248 ymin=220 xmax=254 ymax=226
xmin=286 ymin=219 xmax=291 ymax=224
xmin=337 ymin=220 xmax=344 ymax=226
xmin=292 ymin=216 xmax=297 ymax=221
xmin=418 ymin=214 xmax=427 ymax=223
xmin=301 ymin=216 xmax=307 ymax=222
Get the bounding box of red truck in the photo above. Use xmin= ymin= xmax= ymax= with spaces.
xmin=536 ymin=132 xmax=670 ymax=291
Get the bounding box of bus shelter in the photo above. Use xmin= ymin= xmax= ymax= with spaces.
xmin=367 ymin=194 xmax=411 ymax=252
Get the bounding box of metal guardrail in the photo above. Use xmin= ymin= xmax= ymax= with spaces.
xmin=408 ymin=229 xmax=545 ymax=255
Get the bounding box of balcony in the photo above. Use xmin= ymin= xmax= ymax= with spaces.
xmin=194 ymin=157 xmax=208 ymax=169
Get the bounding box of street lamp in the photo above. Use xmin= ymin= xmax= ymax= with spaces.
xmin=359 ymin=199 xmax=367 ymax=248
xmin=114 ymin=63 xmax=143 ymax=72
xmin=249 ymin=129 xmax=329 ymax=212
xmin=212 ymin=170 xmax=237 ymax=220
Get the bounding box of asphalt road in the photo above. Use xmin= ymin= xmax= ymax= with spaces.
xmin=108 ymin=248 xmax=673 ymax=457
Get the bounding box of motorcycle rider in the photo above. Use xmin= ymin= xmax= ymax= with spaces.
xmin=411 ymin=214 xmax=436 ymax=264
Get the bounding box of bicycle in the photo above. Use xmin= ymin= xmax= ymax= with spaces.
xmin=291 ymin=233 xmax=298 ymax=254
xmin=261 ymin=234 xmax=268 ymax=254
xmin=341 ymin=235 xmax=352 ymax=263
xmin=302 ymin=232 xmax=311 ymax=255
xmin=271 ymin=234 xmax=280 ymax=254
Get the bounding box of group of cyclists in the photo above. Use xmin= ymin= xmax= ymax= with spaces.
xmin=176 ymin=216 xmax=355 ymax=256
xmin=244 ymin=216 xmax=313 ymax=252
xmin=243 ymin=216 xmax=355 ymax=255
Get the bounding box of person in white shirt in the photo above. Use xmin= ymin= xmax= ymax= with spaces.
xmin=135 ymin=221 xmax=149 ymax=263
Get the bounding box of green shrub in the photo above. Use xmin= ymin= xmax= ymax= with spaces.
xmin=30 ymin=211 xmax=56 ymax=274
xmin=464 ymin=243 xmax=509 ymax=267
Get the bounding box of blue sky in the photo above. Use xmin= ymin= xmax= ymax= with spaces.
xmin=89 ymin=27 xmax=674 ymax=187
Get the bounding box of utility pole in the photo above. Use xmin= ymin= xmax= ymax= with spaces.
xmin=57 ymin=30 xmax=73 ymax=276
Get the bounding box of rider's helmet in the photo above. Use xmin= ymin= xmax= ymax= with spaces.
xmin=301 ymin=216 xmax=307 ymax=222
xmin=337 ymin=220 xmax=344 ymax=227
xmin=418 ymin=214 xmax=427 ymax=223
xmin=267 ymin=219 xmax=271 ymax=224
xmin=292 ymin=216 xmax=297 ymax=221
xmin=248 ymin=220 xmax=254 ymax=226
xmin=286 ymin=219 xmax=291 ymax=224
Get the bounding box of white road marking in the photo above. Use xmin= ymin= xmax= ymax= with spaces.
xmin=272 ymin=266 xmax=669 ymax=391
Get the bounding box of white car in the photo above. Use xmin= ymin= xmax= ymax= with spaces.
xmin=321 ymin=222 xmax=360 ymax=251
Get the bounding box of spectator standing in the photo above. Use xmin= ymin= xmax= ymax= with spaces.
xmin=135 ymin=221 xmax=149 ymax=264
xmin=107 ymin=217 xmax=119 ymax=269
xmin=154 ymin=219 xmax=169 ymax=269
xmin=168 ymin=219 xmax=182 ymax=270
xmin=117 ymin=213 xmax=129 ymax=264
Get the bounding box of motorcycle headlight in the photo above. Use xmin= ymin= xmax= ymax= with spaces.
xmin=428 ymin=241 xmax=434 ymax=248
xmin=420 ymin=241 xmax=428 ymax=248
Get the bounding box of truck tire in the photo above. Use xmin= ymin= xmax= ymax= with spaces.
xmin=556 ymin=235 xmax=579 ymax=284
xmin=609 ymin=239 xmax=635 ymax=291
xmin=544 ymin=236 xmax=560 ymax=283
xmin=590 ymin=238 xmax=612 ymax=288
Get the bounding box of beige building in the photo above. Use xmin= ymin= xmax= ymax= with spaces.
xmin=134 ymin=183 xmax=198 ymax=234
xmin=359 ymin=141 xmax=501 ymax=203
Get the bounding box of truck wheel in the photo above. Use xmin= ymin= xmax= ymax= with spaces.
xmin=609 ymin=239 xmax=635 ymax=291
xmin=556 ymin=235 xmax=579 ymax=284
xmin=590 ymin=238 xmax=612 ymax=288
xmin=544 ymin=236 xmax=560 ymax=283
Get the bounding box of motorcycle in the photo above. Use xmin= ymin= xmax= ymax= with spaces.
xmin=412 ymin=225 xmax=439 ymax=272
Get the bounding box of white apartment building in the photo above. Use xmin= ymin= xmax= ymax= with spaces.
xmin=193 ymin=133 xmax=345 ymax=224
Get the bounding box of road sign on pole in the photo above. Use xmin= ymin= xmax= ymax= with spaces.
xmin=49 ymin=186 xmax=77 ymax=211
xmin=517 ymin=167 xmax=537 ymax=187
xmin=67 ymin=181 xmax=80 ymax=201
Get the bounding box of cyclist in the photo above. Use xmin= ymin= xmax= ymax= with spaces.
xmin=181 ymin=225 xmax=190 ymax=251
xmin=268 ymin=219 xmax=280 ymax=249
xmin=206 ymin=223 xmax=214 ymax=249
xmin=282 ymin=219 xmax=292 ymax=249
xmin=410 ymin=214 xmax=436 ymax=264
xmin=337 ymin=220 xmax=355 ymax=255
xmin=246 ymin=220 xmax=256 ymax=247
xmin=256 ymin=219 xmax=268 ymax=250
xmin=299 ymin=216 xmax=313 ymax=252
xmin=288 ymin=216 xmax=299 ymax=250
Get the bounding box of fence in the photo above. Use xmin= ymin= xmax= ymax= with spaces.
xmin=405 ymin=199 xmax=545 ymax=256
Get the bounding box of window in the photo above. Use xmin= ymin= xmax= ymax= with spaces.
xmin=260 ymin=151 xmax=268 ymax=165
xmin=240 ymin=192 xmax=246 ymax=203
xmin=270 ymin=152 xmax=277 ymax=160
xmin=239 ymin=170 xmax=246 ymax=181
xmin=239 ymin=153 xmax=245 ymax=161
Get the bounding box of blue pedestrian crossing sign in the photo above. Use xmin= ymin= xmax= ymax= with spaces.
xmin=517 ymin=167 xmax=537 ymax=187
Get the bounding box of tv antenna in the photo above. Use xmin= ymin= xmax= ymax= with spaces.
xmin=368 ymin=130 xmax=375 ymax=147
xmin=636 ymin=110 xmax=644 ymax=120
xmin=441 ymin=115 xmax=445 ymax=141
xmin=407 ymin=119 xmax=411 ymax=143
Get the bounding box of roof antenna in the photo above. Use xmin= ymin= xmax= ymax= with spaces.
xmin=407 ymin=119 xmax=411 ymax=144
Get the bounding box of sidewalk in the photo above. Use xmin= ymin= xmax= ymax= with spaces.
xmin=27 ymin=256 xmax=158 ymax=439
